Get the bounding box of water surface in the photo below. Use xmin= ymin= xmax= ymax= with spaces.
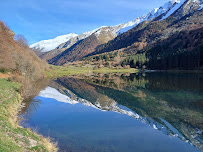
xmin=20 ymin=72 xmax=203 ymax=152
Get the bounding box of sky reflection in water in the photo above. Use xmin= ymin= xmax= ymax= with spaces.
xmin=21 ymin=72 xmax=203 ymax=152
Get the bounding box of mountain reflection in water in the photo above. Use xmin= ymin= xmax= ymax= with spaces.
xmin=21 ymin=72 xmax=203 ymax=152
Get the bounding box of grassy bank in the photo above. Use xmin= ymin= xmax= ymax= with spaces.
xmin=46 ymin=65 xmax=139 ymax=78
xmin=0 ymin=78 xmax=57 ymax=152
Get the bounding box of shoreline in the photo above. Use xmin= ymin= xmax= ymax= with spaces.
xmin=143 ymin=69 xmax=203 ymax=73
xmin=0 ymin=78 xmax=57 ymax=152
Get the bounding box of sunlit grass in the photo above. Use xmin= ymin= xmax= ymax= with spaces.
xmin=46 ymin=65 xmax=138 ymax=78
xmin=94 ymin=67 xmax=138 ymax=73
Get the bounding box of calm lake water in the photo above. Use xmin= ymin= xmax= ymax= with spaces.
xmin=20 ymin=72 xmax=203 ymax=152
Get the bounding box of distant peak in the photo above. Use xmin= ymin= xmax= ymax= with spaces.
xmin=30 ymin=33 xmax=78 ymax=52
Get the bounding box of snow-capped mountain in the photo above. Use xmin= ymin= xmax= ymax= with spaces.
xmin=33 ymin=0 xmax=203 ymax=63
xmin=79 ymin=0 xmax=203 ymax=36
xmin=30 ymin=33 xmax=78 ymax=53
xmin=56 ymin=28 xmax=100 ymax=51
xmin=38 ymin=87 xmax=78 ymax=104
xmin=117 ymin=0 xmax=203 ymax=33
xmin=77 ymin=0 xmax=187 ymax=36
xmin=76 ymin=0 xmax=188 ymax=40
xmin=39 ymin=28 xmax=101 ymax=60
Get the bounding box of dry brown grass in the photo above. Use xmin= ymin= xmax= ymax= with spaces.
xmin=41 ymin=137 xmax=58 ymax=152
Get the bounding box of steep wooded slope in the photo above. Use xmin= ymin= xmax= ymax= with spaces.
xmin=0 ymin=21 xmax=48 ymax=80
xmin=89 ymin=1 xmax=203 ymax=56
xmin=48 ymin=27 xmax=116 ymax=65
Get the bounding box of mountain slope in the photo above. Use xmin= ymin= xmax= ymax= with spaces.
xmin=74 ymin=0 xmax=203 ymax=70
xmin=40 ymin=29 xmax=99 ymax=60
xmin=145 ymin=27 xmax=203 ymax=70
xmin=0 ymin=21 xmax=48 ymax=80
xmin=41 ymin=25 xmax=132 ymax=62
xmin=49 ymin=0 xmax=197 ymax=65
xmin=88 ymin=0 xmax=203 ymax=56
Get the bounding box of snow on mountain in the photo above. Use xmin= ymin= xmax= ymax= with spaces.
xmin=53 ymin=28 xmax=101 ymax=51
xmin=38 ymin=87 xmax=78 ymax=104
xmin=78 ymin=27 xmax=101 ymax=40
xmin=30 ymin=33 xmax=78 ymax=53
xmin=117 ymin=0 xmax=185 ymax=34
xmin=199 ymin=3 xmax=203 ymax=10
xmin=86 ymin=0 xmax=192 ymax=36
xmin=116 ymin=18 xmax=143 ymax=35
xmin=198 ymin=0 xmax=203 ymax=9
xmin=161 ymin=0 xmax=185 ymax=20
xmin=30 ymin=0 xmax=182 ymax=54
xmin=118 ymin=0 xmax=203 ymax=33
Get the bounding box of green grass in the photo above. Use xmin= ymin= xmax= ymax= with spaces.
xmin=94 ymin=67 xmax=138 ymax=73
xmin=0 ymin=78 xmax=57 ymax=152
xmin=45 ymin=65 xmax=93 ymax=78
xmin=46 ymin=65 xmax=138 ymax=78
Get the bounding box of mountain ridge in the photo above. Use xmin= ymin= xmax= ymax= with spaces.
xmin=32 ymin=0 xmax=189 ymax=60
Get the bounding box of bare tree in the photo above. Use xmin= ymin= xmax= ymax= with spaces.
xmin=14 ymin=34 xmax=29 ymax=48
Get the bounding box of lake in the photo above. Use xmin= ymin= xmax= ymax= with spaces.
xmin=20 ymin=72 xmax=203 ymax=152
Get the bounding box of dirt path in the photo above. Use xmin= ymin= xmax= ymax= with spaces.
xmin=0 ymin=90 xmax=15 ymax=105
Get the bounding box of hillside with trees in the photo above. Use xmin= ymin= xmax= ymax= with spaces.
xmin=48 ymin=26 xmax=117 ymax=65
xmin=0 ymin=20 xmax=57 ymax=152
xmin=83 ymin=7 xmax=203 ymax=70
xmin=0 ymin=21 xmax=48 ymax=81
xmin=48 ymin=0 xmax=203 ymax=71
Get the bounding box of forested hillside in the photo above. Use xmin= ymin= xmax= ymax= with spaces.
xmin=84 ymin=6 xmax=203 ymax=70
xmin=0 ymin=21 xmax=48 ymax=80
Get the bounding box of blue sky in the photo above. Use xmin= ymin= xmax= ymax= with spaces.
xmin=0 ymin=0 xmax=169 ymax=44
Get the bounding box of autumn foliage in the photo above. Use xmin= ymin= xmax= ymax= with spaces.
xmin=0 ymin=20 xmax=48 ymax=81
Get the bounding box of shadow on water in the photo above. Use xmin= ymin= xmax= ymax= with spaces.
xmin=21 ymin=72 xmax=203 ymax=151
xmin=20 ymin=78 xmax=49 ymax=117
